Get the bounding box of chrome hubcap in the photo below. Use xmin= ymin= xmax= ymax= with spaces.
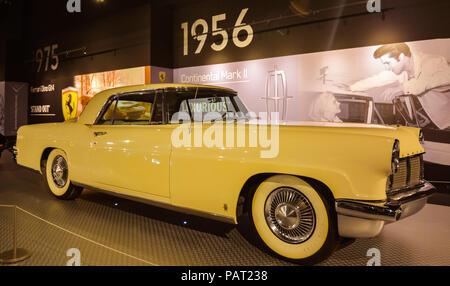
xmin=265 ymin=188 xmax=316 ymax=244
xmin=51 ymin=156 xmax=68 ymax=188
xmin=274 ymin=203 xmax=300 ymax=230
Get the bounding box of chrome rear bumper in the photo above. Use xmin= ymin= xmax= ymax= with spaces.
xmin=335 ymin=182 xmax=436 ymax=238
xmin=12 ymin=146 xmax=18 ymax=162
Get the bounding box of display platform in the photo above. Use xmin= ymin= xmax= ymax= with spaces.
xmin=0 ymin=152 xmax=449 ymax=266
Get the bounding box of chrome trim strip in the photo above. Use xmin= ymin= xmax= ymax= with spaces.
xmin=72 ymin=182 xmax=236 ymax=225
xmin=279 ymin=121 xmax=396 ymax=129
xmin=386 ymin=181 xmax=426 ymax=196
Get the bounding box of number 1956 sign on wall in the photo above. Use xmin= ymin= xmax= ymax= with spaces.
xmin=181 ymin=8 xmax=254 ymax=56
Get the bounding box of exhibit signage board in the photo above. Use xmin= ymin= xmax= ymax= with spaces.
xmin=0 ymin=82 xmax=28 ymax=137
xmin=174 ymin=39 xmax=450 ymax=124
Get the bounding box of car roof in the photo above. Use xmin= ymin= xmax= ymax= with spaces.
xmin=77 ymin=83 xmax=236 ymax=125
xmin=105 ymin=83 xmax=234 ymax=95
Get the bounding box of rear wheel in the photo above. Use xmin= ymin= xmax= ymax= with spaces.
xmin=248 ymin=175 xmax=339 ymax=265
xmin=44 ymin=149 xmax=82 ymax=200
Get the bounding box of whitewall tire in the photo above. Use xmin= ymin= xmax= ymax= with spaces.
xmin=249 ymin=175 xmax=339 ymax=265
xmin=44 ymin=149 xmax=82 ymax=200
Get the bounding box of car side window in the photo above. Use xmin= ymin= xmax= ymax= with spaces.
xmin=98 ymin=100 xmax=118 ymax=125
xmin=112 ymin=100 xmax=152 ymax=125
xmin=96 ymin=92 xmax=163 ymax=126
xmin=165 ymin=90 xmax=243 ymax=123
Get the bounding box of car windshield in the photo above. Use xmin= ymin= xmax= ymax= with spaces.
xmin=166 ymin=89 xmax=251 ymax=123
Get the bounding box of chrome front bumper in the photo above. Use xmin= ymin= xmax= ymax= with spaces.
xmin=335 ymin=182 xmax=436 ymax=238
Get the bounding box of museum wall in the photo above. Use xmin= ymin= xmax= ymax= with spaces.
xmin=18 ymin=0 xmax=152 ymax=123
xmin=1 ymin=0 xmax=449 ymax=126
xmin=0 ymin=0 xmax=25 ymax=82
xmin=172 ymin=0 xmax=450 ymax=67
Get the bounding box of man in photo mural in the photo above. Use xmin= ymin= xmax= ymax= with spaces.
xmin=350 ymin=42 xmax=450 ymax=130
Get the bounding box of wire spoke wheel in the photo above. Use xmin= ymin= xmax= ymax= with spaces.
xmin=264 ymin=187 xmax=316 ymax=244
xmin=44 ymin=149 xmax=83 ymax=200
xmin=51 ymin=155 xmax=68 ymax=188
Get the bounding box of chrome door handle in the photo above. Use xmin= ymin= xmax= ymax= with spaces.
xmin=94 ymin=132 xmax=107 ymax=137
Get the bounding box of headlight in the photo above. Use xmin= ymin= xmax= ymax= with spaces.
xmin=392 ymin=158 xmax=400 ymax=174
xmin=392 ymin=140 xmax=400 ymax=173
xmin=419 ymin=130 xmax=425 ymax=144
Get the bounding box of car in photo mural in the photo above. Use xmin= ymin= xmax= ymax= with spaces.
xmin=15 ymin=84 xmax=436 ymax=264
xmin=332 ymin=93 xmax=396 ymax=125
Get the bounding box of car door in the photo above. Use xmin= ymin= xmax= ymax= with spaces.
xmin=166 ymin=88 xmax=253 ymax=218
xmin=88 ymin=91 xmax=171 ymax=198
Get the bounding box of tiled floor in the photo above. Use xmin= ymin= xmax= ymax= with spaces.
xmin=1 ymin=152 xmax=449 ymax=266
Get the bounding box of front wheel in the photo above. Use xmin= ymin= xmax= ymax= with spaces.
xmin=43 ymin=149 xmax=82 ymax=200
xmin=248 ymin=175 xmax=339 ymax=265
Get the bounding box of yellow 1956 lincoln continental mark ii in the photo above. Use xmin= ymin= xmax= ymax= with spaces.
xmin=15 ymin=84 xmax=436 ymax=265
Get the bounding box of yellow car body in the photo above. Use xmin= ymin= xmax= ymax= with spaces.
xmin=15 ymin=84 xmax=436 ymax=264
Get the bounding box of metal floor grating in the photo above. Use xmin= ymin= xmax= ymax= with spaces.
xmin=1 ymin=152 xmax=449 ymax=266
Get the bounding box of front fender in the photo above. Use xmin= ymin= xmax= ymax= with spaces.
xmin=261 ymin=128 xmax=396 ymax=202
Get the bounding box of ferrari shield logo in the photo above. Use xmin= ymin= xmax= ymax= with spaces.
xmin=159 ymin=72 xmax=166 ymax=83
xmin=62 ymin=87 xmax=78 ymax=121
